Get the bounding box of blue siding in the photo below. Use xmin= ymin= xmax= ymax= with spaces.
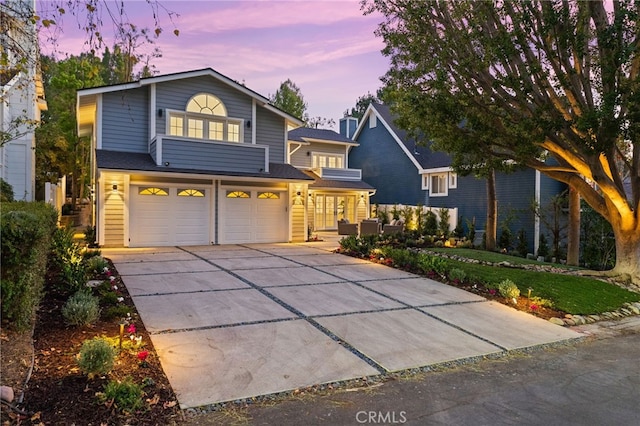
xmin=350 ymin=116 xmax=426 ymax=205
xmin=256 ymin=107 xmax=286 ymax=163
xmin=162 ymin=138 xmax=266 ymax=172
xmin=155 ymin=76 xmax=253 ymax=144
xmin=101 ymin=88 xmax=149 ymax=152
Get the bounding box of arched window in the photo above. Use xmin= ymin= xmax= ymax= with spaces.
xmin=167 ymin=93 xmax=242 ymax=142
xmin=186 ymin=94 xmax=227 ymax=116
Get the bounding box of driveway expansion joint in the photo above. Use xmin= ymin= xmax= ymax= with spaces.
xmin=177 ymin=246 xmax=388 ymax=374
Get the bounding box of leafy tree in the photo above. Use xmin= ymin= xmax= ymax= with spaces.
xmin=270 ymin=79 xmax=308 ymax=121
xmin=344 ymin=92 xmax=381 ymax=119
xmin=365 ymin=0 xmax=640 ymax=283
xmin=36 ymin=55 xmax=105 ymax=204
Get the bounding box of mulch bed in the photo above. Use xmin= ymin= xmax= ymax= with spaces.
xmin=1 ymin=260 xmax=183 ymax=425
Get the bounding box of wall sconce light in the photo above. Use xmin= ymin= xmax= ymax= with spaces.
xmin=158 ymin=108 xmax=163 ymax=117
xmin=308 ymin=192 xmax=312 ymax=197
xmin=112 ymin=184 xmax=118 ymax=193
xmin=361 ymin=194 xmax=365 ymax=198
xmin=296 ymin=191 xmax=301 ymax=196
xmin=246 ymin=120 xmax=251 ymax=128
xmin=164 ymin=161 xmax=170 ymax=166
xmin=306 ymin=151 xmax=310 ymax=156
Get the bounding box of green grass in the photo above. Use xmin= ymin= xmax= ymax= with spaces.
xmin=429 ymin=247 xmax=582 ymax=270
xmin=443 ymin=258 xmax=640 ymax=315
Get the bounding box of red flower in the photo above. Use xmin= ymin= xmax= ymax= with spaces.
xmin=127 ymin=324 xmax=136 ymax=334
xmin=137 ymin=350 xmax=149 ymax=361
xmin=530 ymin=304 xmax=539 ymax=311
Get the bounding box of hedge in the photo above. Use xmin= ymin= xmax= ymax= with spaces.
xmin=1 ymin=202 xmax=58 ymax=331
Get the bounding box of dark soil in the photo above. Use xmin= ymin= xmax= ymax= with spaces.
xmin=1 ymin=260 xmax=183 ymax=425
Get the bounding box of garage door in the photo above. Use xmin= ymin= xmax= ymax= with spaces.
xmin=130 ymin=186 xmax=210 ymax=246
xmin=222 ymin=189 xmax=287 ymax=244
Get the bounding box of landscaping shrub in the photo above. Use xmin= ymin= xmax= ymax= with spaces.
xmin=448 ymin=268 xmax=467 ymax=283
xmin=496 ymin=279 xmax=520 ymax=300
xmin=50 ymin=227 xmax=87 ymax=294
xmin=0 ymin=178 xmax=14 ymax=202
xmin=62 ymin=290 xmax=100 ymax=326
xmin=339 ymin=234 xmax=379 ymax=257
xmin=101 ymin=377 xmax=145 ymax=413
xmin=1 ymin=202 xmax=58 ymax=331
xmin=580 ymin=200 xmax=615 ymax=270
xmin=417 ymin=252 xmax=448 ymax=276
xmin=78 ymin=337 xmax=116 ymax=378
xmin=86 ymin=255 xmax=109 ymax=275
xmin=424 ymin=211 xmax=438 ymax=236
xmin=438 ymin=208 xmax=450 ymax=238
xmin=537 ymin=234 xmax=550 ymax=259
xmin=103 ymin=305 xmax=132 ymax=320
xmin=379 ymin=246 xmax=417 ymax=269
xmin=516 ymin=228 xmax=529 ymax=257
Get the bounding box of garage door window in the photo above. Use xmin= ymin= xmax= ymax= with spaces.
xmin=139 ymin=187 xmax=169 ymax=196
xmin=257 ymin=192 xmax=279 ymax=199
xmin=178 ymin=188 xmax=205 ymax=197
xmin=227 ymin=190 xmax=250 ymax=198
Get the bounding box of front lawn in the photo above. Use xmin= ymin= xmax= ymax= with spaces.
xmin=443 ymin=259 xmax=639 ymax=314
xmin=338 ymin=235 xmax=640 ymax=317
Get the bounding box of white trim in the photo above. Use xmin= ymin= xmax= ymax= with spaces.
xmin=299 ymin=137 xmax=359 ymax=147
xmin=419 ymin=166 xmax=453 ymax=174
xmin=449 ymin=172 xmax=457 ymax=189
xmin=369 ymin=114 xmax=377 ymax=128
xmin=98 ymin=167 xmax=310 ymax=184
xmin=149 ymin=83 xmax=156 ymax=140
xmin=422 ymin=174 xmax=429 ymax=190
xmin=252 ymin=99 xmax=257 ymax=144
xmin=98 ymin=173 xmax=105 ymax=246
xmin=123 ymin=174 xmax=130 ymax=247
xmin=429 ymin=173 xmax=448 ymax=197
xmin=96 ymin=94 xmax=103 ymax=149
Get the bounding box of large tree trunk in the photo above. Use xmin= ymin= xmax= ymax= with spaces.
xmin=486 ymin=169 xmax=497 ymax=251
xmin=566 ymin=187 xmax=580 ymax=266
xmin=611 ymin=226 xmax=640 ymax=285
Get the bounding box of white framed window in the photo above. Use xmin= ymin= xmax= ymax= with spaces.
xmin=449 ymin=172 xmax=457 ymax=189
xmin=312 ymin=153 xmax=344 ymax=169
xmin=226 ymin=190 xmax=250 ymax=198
xmin=178 ymin=189 xmax=205 ymax=197
xmin=167 ymin=93 xmax=243 ymax=143
xmin=430 ymin=174 xmax=448 ymax=196
xmin=139 ymin=187 xmax=169 ymax=196
xmin=369 ymin=114 xmax=377 ymax=128
xmin=422 ymin=175 xmax=429 ymax=190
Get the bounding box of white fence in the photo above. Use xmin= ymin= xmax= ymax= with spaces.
xmin=373 ymin=204 xmax=458 ymax=233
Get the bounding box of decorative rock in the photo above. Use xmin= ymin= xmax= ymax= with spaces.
xmin=0 ymin=385 xmax=14 ymax=403
xmin=549 ymin=317 xmax=565 ymax=326
xmin=86 ymin=280 xmax=103 ymax=288
xmin=564 ymin=314 xmax=573 ymax=319
xmin=572 ymin=315 xmax=585 ymax=325
xmin=629 ymin=305 xmax=640 ymax=315
xmin=563 ymin=318 xmax=576 ymax=326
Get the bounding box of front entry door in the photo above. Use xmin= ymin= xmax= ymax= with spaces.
xmin=315 ymin=195 xmax=355 ymax=230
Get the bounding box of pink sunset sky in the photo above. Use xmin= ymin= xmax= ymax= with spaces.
xmin=36 ymin=0 xmax=390 ymax=130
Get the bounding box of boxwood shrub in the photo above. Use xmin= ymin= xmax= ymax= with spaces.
xmin=1 ymin=202 xmax=58 ymax=331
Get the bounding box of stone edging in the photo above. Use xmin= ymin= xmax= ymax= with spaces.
xmin=421 ymin=250 xmax=640 ymax=326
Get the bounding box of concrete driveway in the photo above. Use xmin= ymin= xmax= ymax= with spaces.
xmin=103 ymin=241 xmax=581 ymax=409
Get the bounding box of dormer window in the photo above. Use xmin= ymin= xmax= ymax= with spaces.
xmin=167 ymin=93 xmax=243 ymax=143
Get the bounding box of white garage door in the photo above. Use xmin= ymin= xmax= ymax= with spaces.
xmin=130 ymin=186 xmax=210 ymax=246
xmin=222 ymin=189 xmax=287 ymax=244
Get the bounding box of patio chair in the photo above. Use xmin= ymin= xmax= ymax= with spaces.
xmin=360 ymin=219 xmax=382 ymax=235
xmin=383 ymin=220 xmax=404 ymax=234
xmin=337 ymin=219 xmax=358 ymax=235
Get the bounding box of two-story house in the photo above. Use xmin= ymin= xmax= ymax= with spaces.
xmin=77 ymin=68 xmax=376 ymax=247
xmin=0 ymin=0 xmax=47 ymax=201
xmin=347 ymin=103 xmax=567 ymax=253
xmin=287 ymin=126 xmax=374 ymax=232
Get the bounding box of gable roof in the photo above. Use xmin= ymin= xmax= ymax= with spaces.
xmin=288 ymin=127 xmax=358 ymax=146
xmin=353 ymin=103 xmax=452 ymax=172
xmin=77 ymin=68 xmax=304 ymax=130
